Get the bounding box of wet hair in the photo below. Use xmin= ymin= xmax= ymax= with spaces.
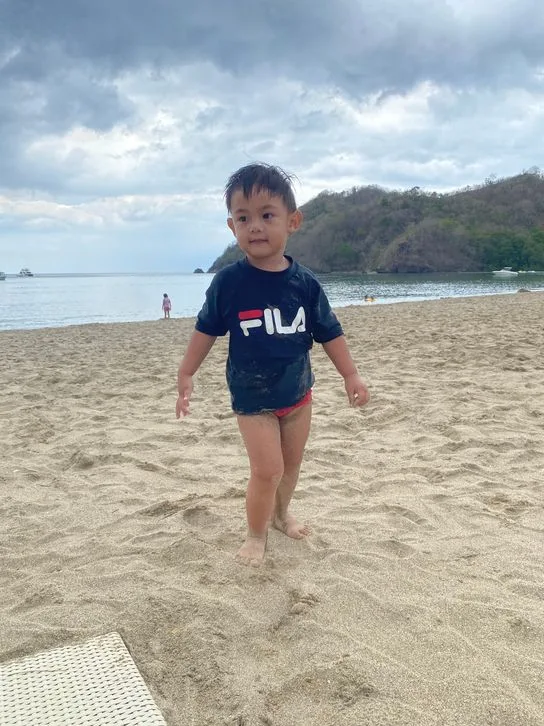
xmin=224 ymin=163 xmax=297 ymax=213
xmin=163 ymin=293 xmax=168 ymax=297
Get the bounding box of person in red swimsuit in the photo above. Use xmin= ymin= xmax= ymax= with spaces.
xmin=176 ymin=164 xmax=370 ymax=566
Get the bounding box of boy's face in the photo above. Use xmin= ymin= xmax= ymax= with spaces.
xmin=227 ymin=188 xmax=302 ymax=270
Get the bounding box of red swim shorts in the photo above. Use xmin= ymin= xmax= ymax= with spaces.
xmin=274 ymin=390 xmax=312 ymax=418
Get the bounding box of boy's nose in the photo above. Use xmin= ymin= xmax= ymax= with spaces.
xmin=249 ymin=218 xmax=263 ymax=232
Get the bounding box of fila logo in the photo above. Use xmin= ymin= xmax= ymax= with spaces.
xmin=238 ymin=306 xmax=306 ymax=337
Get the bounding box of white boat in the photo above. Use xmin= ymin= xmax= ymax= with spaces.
xmin=492 ymin=267 xmax=518 ymax=277
xmin=18 ymin=268 xmax=34 ymax=277
xmin=0 ymin=271 xmax=5 ymax=281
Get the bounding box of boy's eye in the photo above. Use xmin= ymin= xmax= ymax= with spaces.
xmin=263 ymin=212 xmax=274 ymax=219
xmin=237 ymin=215 xmax=247 ymax=223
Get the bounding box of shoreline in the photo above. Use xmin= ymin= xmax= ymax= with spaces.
xmin=2 ymin=293 xmax=544 ymax=725
xmin=1 ymin=287 xmax=540 ymax=334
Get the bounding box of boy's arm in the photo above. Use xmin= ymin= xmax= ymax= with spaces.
xmin=322 ymin=335 xmax=370 ymax=407
xmin=176 ymin=331 xmax=217 ymax=417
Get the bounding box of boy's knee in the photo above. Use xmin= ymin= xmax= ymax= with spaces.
xmin=251 ymin=465 xmax=284 ymax=485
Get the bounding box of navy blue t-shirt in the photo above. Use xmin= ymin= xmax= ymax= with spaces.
xmin=195 ymin=256 xmax=343 ymax=414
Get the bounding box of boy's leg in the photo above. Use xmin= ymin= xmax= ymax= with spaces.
xmin=273 ymin=402 xmax=312 ymax=539
xmin=236 ymin=413 xmax=283 ymax=565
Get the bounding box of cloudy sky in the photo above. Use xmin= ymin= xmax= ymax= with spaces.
xmin=1 ymin=0 xmax=543 ymax=273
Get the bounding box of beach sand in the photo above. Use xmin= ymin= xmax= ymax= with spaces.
xmin=1 ymin=293 xmax=543 ymax=725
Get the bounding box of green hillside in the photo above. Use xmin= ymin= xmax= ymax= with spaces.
xmin=208 ymin=170 xmax=544 ymax=273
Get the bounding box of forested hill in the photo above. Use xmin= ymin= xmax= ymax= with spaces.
xmin=208 ymin=170 xmax=544 ymax=273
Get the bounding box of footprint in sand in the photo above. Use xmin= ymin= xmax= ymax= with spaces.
xmin=266 ymin=661 xmax=376 ymax=715
xmin=365 ymin=503 xmax=429 ymax=526
xmin=219 ymin=486 xmax=246 ymax=499
xmin=289 ymin=590 xmax=319 ymax=615
xmin=369 ymin=539 xmax=416 ymax=559
xmin=12 ymin=587 xmax=64 ymax=613
xmin=68 ymin=451 xmax=95 ymax=469
xmin=182 ymin=504 xmax=222 ymax=528
xmin=138 ymin=500 xmax=186 ymax=518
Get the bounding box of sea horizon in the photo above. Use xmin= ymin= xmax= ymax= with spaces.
xmin=1 ymin=270 xmax=543 ymax=332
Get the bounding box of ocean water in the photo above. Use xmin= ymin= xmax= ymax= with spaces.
xmin=1 ymin=271 xmax=543 ymax=332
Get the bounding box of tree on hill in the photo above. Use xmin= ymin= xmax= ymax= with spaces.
xmin=208 ymin=170 xmax=544 ymax=273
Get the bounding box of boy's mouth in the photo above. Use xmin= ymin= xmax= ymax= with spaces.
xmin=249 ymin=239 xmax=268 ymax=244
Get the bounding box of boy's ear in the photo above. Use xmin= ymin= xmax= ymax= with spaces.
xmin=288 ymin=209 xmax=303 ymax=233
xmin=227 ymin=217 xmax=236 ymax=236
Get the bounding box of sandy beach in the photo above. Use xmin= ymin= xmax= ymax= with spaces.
xmin=1 ymin=293 xmax=543 ymax=726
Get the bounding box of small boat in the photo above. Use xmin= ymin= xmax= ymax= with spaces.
xmin=18 ymin=268 xmax=34 ymax=277
xmin=492 ymin=267 xmax=518 ymax=277
xmin=0 ymin=271 xmax=5 ymax=281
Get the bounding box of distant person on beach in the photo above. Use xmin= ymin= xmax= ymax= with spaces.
xmin=162 ymin=293 xmax=172 ymax=319
xmin=176 ymin=163 xmax=370 ymax=565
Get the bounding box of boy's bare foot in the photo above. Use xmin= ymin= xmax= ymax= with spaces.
xmin=273 ymin=514 xmax=310 ymax=539
xmin=236 ymin=534 xmax=267 ymax=566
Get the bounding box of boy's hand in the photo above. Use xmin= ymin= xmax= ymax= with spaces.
xmin=176 ymin=374 xmax=193 ymax=418
xmin=344 ymin=373 xmax=370 ymax=408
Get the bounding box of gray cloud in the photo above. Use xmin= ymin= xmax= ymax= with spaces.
xmin=2 ymin=0 xmax=543 ymax=154
xmin=3 ymin=1 xmax=544 ymax=91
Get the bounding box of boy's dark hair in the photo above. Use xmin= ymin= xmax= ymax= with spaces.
xmin=224 ymin=163 xmax=297 ymax=213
